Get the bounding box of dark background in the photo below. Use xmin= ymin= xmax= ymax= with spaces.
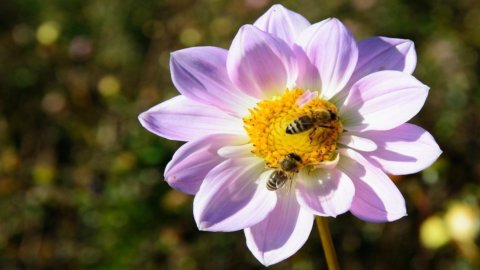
xmin=0 ymin=0 xmax=479 ymax=269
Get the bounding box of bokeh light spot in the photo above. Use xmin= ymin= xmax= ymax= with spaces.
xmin=179 ymin=27 xmax=202 ymax=46
xmin=98 ymin=75 xmax=121 ymax=97
xmin=445 ymin=203 xmax=479 ymax=243
xmin=162 ymin=190 xmax=189 ymax=210
xmin=42 ymin=91 xmax=66 ymax=114
xmin=210 ymin=17 xmax=233 ymax=37
xmin=32 ymin=163 xmax=56 ymax=185
xmin=36 ymin=21 xmax=60 ymax=45
xmin=1 ymin=148 xmax=19 ymax=173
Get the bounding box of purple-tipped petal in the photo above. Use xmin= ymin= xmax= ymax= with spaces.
xmin=164 ymin=134 xmax=248 ymax=195
xmin=171 ymin=46 xmax=257 ymax=116
xmin=333 ymin=37 xmax=417 ymax=104
xmin=340 ymin=70 xmax=429 ymax=132
xmin=358 ymin=123 xmax=442 ymax=175
xmin=294 ymin=46 xmax=321 ymax=92
xmin=138 ymin=95 xmax=245 ymax=141
xmin=244 ymin=190 xmax=314 ymax=266
xmin=338 ymin=149 xmax=407 ymax=222
xmin=193 ymin=158 xmax=277 ymax=232
xmin=356 ymin=37 xmax=416 ymax=76
xmin=254 ymin=4 xmax=310 ymax=46
xmin=296 ymin=168 xmax=354 ymax=217
xmin=296 ymin=18 xmax=358 ymax=99
xmin=227 ymin=25 xmax=297 ymax=98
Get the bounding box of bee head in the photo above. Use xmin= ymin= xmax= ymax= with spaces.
xmin=286 ymin=153 xmax=302 ymax=162
xmin=280 ymin=153 xmax=302 ymax=172
xmin=328 ymin=109 xmax=338 ymax=120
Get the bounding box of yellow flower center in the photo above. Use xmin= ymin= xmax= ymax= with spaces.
xmin=243 ymin=88 xmax=343 ymax=170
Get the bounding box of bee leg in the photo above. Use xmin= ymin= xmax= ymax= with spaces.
xmin=309 ymin=130 xmax=316 ymax=142
xmin=287 ymin=175 xmax=294 ymax=192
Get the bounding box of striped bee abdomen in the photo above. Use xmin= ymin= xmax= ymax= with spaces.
xmin=266 ymin=170 xmax=289 ymax=191
xmin=285 ymin=116 xmax=314 ymax=134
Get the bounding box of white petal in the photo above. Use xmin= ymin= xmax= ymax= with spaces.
xmin=227 ymin=25 xmax=297 ymax=98
xmin=254 ymin=4 xmax=310 ymax=46
xmin=338 ymin=148 xmax=407 ymax=222
xmin=355 ymin=36 xmax=417 ymax=77
xmin=359 ymin=123 xmax=442 ymax=175
xmin=295 ymin=89 xmax=319 ymax=107
xmin=193 ymin=158 xmax=277 ymax=232
xmin=217 ymin=144 xmax=254 ymax=158
xmin=340 ymin=70 xmax=429 ymax=131
xmin=296 ymin=168 xmax=355 ymax=217
xmin=165 ymin=134 xmax=247 ymax=194
xmin=170 ymin=46 xmax=258 ymax=117
xmin=334 ymin=37 xmax=418 ymax=105
xmin=312 ymin=152 xmax=340 ymax=170
xmin=339 ymin=133 xmax=377 ymax=152
xmin=138 ymin=95 xmax=245 ymax=141
xmin=296 ymin=18 xmax=358 ymax=99
xmin=294 ymin=46 xmax=322 ymax=92
xmin=245 ymin=190 xmax=314 ymax=266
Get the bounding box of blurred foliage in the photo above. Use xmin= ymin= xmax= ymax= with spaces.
xmin=0 ymin=0 xmax=479 ymax=269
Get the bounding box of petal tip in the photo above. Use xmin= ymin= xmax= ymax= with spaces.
xmin=261 ymin=261 xmax=273 ymax=267
xmin=324 ymin=17 xmax=341 ymax=26
xmin=271 ymin=3 xmax=286 ymax=10
xmin=388 ymin=210 xmax=408 ymax=222
xmin=238 ymin=24 xmax=255 ymax=33
xmin=405 ymin=39 xmax=415 ymax=48
xmin=195 ymin=215 xmax=213 ymax=231
xmin=384 ymin=202 xmax=407 ymax=222
xmin=137 ymin=111 xmax=146 ymax=123
xmin=256 ymin=254 xmax=282 ymax=267
xmin=163 ymin=173 xmax=174 ymax=184
xmin=138 ymin=111 xmax=152 ymax=130
xmin=197 ymin=221 xmax=208 ymax=231
xmin=169 ymin=50 xmax=183 ymax=64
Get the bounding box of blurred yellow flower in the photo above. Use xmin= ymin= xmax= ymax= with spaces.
xmin=420 ymin=215 xmax=450 ymax=249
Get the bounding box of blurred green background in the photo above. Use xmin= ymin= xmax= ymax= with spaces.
xmin=0 ymin=0 xmax=479 ymax=269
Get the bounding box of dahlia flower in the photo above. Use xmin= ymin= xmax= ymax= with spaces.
xmin=139 ymin=4 xmax=441 ymax=266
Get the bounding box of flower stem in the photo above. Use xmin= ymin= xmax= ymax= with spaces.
xmin=315 ymin=216 xmax=340 ymax=270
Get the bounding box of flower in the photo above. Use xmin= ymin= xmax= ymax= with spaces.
xmin=139 ymin=4 xmax=441 ymax=266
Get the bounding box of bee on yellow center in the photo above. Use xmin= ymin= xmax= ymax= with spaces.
xmin=243 ymin=89 xmax=343 ymax=190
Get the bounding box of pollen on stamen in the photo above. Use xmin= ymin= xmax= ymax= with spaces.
xmin=243 ymin=88 xmax=343 ymax=170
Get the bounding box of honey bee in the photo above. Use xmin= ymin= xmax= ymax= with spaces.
xmin=266 ymin=153 xmax=301 ymax=191
xmin=285 ymin=109 xmax=338 ymax=135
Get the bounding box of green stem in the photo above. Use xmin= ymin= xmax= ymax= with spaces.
xmin=315 ymin=216 xmax=340 ymax=270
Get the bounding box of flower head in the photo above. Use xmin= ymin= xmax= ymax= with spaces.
xmin=139 ymin=4 xmax=441 ymax=266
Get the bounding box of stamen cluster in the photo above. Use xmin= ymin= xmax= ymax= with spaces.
xmin=243 ymin=89 xmax=343 ymax=169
